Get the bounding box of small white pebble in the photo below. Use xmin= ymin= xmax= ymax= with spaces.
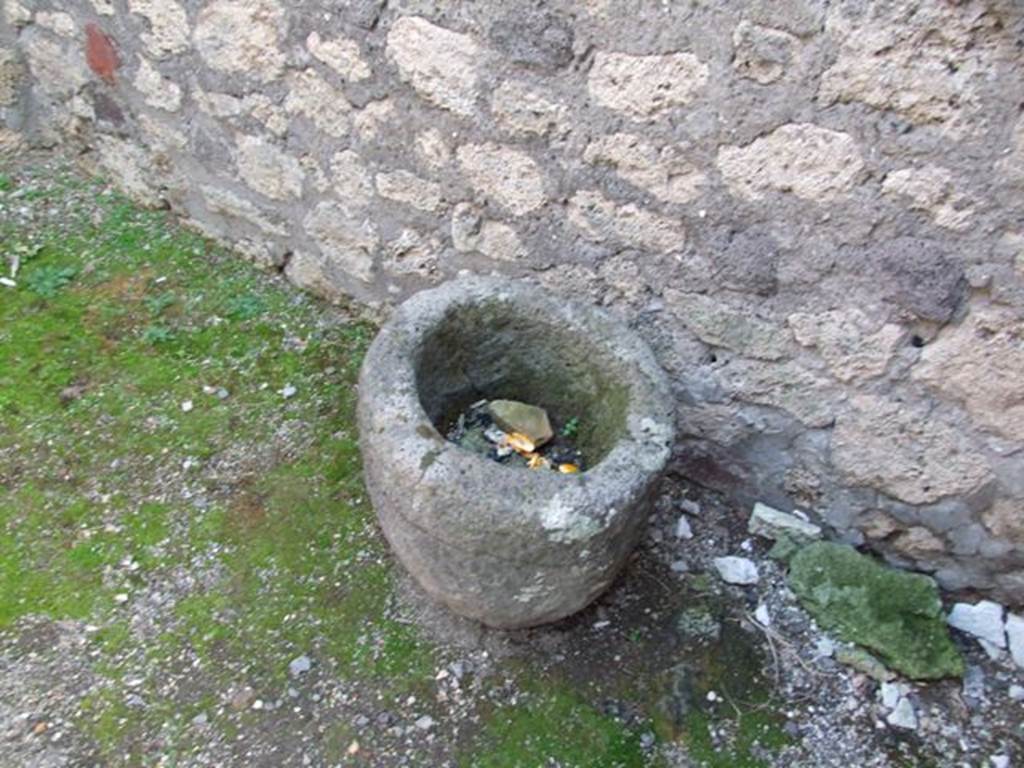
xmin=281 ymin=384 xmax=297 ymax=399
xmin=754 ymin=603 xmax=771 ymax=627
xmin=706 ymin=691 xmax=718 ymax=702
xmin=592 ymin=620 xmax=611 ymax=630
xmin=114 ymin=593 xmax=129 ymax=604
xmin=180 ymin=400 xmax=193 ymax=413
xmin=674 ymin=516 xmax=694 ymax=539
xmin=252 ymin=699 xmax=264 ymax=710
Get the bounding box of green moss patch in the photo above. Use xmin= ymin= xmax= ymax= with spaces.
xmin=788 ymin=542 xmax=963 ymax=680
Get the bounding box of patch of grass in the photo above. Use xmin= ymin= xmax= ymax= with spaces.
xmin=463 ymin=685 xmax=649 ymax=768
xmin=0 ymin=165 xmax=432 ymax=759
xmin=24 ymin=264 xmax=77 ymax=297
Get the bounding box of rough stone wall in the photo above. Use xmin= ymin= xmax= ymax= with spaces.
xmin=2 ymin=0 xmax=1023 ymax=604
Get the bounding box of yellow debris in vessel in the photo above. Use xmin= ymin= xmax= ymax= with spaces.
xmin=527 ymin=453 xmax=550 ymax=470
xmin=504 ymin=431 xmax=537 ymax=454
xmin=558 ymin=463 xmax=580 ymax=474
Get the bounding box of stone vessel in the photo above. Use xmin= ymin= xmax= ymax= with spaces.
xmin=357 ymin=276 xmax=675 ymax=628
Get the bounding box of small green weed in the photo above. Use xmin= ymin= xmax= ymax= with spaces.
xmin=25 ymin=264 xmax=77 ymax=297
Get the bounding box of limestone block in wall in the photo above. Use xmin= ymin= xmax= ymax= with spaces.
xmin=302 ymin=201 xmax=378 ymax=283
xmin=456 ymin=143 xmax=546 ymax=216
xmin=129 ymin=0 xmax=189 ymax=58
xmin=200 ymin=185 xmax=288 ymax=238
xmin=732 ymin=21 xmax=797 ymax=85
xmin=450 ymin=203 xmax=525 ymax=263
xmin=0 ymin=48 xmax=23 ymax=107
xmin=818 ymin=1 xmax=1006 ymax=136
xmin=95 ymin=135 xmax=162 ymax=206
xmin=787 ymin=308 xmax=904 ymax=383
xmin=882 ymin=165 xmax=975 ymax=231
xmin=588 ymin=51 xmax=708 ymax=118
xmin=386 ymin=16 xmax=480 ymax=117
xmin=490 ymin=81 xmax=567 ymax=138
xmin=567 ymin=189 xmax=684 ymax=253
xmin=352 ymin=99 xmax=395 ymax=143
xmin=375 ymin=170 xmax=441 ymax=213
xmin=664 ymin=291 xmax=789 ymax=361
xmin=329 ymin=149 xmax=373 ymax=208
xmin=583 ymin=133 xmax=705 ymax=204
xmin=306 ymin=31 xmax=370 ymax=82
xmin=913 ymin=306 xmax=1024 ymax=442
xmin=832 ymin=394 xmax=993 ymax=505
xmin=384 ymin=229 xmax=440 ymax=280
xmin=997 ymin=116 xmax=1024 ymax=187
xmin=195 ymin=0 xmax=285 ymax=82
xmin=415 ymin=128 xmax=451 ymax=171
xmin=235 ymin=134 xmax=304 ymax=201
xmin=983 ymin=499 xmax=1024 ymax=548
xmin=717 ymin=359 xmax=836 ymax=428
xmin=3 ymin=0 xmax=31 ymax=26
xmin=133 ymin=57 xmax=182 ymax=112
xmin=717 ymin=123 xmax=864 ymax=201
xmin=284 ymin=69 xmax=352 ymax=139
xmin=35 ymin=12 xmax=75 ymax=37
xmin=22 ymin=34 xmax=88 ymax=99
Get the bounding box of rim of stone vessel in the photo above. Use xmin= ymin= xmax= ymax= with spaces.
xmin=361 ymin=276 xmax=675 ymax=502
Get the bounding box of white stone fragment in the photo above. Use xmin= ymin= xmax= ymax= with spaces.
xmin=947 ymin=601 xmax=1006 ymax=649
xmin=748 ymin=501 xmax=822 ymax=542
xmin=1007 ymin=612 xmax=1024 ymax=669
xmin=754 ymin=603 xmax=771 ymax=627
xmin=674 ymin=516 xmax=694 ymax=540
xmin=712 ymin=556 xmax=759 ymax=586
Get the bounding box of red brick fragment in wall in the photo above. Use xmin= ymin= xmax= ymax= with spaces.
xmin=85 ymin=23 xmax=119 ymax=84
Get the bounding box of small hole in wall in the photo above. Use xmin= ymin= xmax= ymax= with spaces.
xmin=911 ymin=335 xmax=926 ymax=348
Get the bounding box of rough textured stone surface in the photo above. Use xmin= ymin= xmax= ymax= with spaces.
xmin=451 ymin=204 xmax=524 ymax=262
xmin=375 ymin=170 xmax=441 ymax=212
xmin=456 ymin=143 xmax=546 ymax=216
xmin=732 ymin=21 xmax=796 ymax=85
xmin=584 ymin=133 xmax=705 ymax=204
xmin=284 ymin=69 xmax=352 ymax=139
xmin=832 ymin=395 xmax=993 ymax=505
xmin=0 ymin=48 xmax=22 ymax=106
xmin=386 ymin=16 xmax=480 ymax=117
xmin=306 ymin=31 xmax=370 ymax=82
xmin=913 ymin=307 xmax=1024 ymax=442
xmin=588 ymin=51 xmax=709 ymax=117
xmin=789 ymin=543 xmax=964 ymax=680
xmin=303 ymin=201 xmax=377 ymax=283
xmin=236 ymin=135 xmax=304 ymax=200
xmin=982 ymin=499 xmax=1024 ymax=547
xmin=10 ymin=1 xmax=1024 ymax=605
xmin=788 ymin=308 xmax=903 ymax=383
xmin=357 ymin=277 xmax=674 ymax=627
xmin=882 ymin=166 xmax=974 ymax=231
xmin=817 ymin=1 xmax=1006 ymax=136
xmin=868 ymin=238 xmax=966 ymax=324
xmin=194 ymin=0 xmax=284 ymax=82
xmin=491 ymin=81 xmax=567 ymax=138
xmin=718 ymin=123 xmax=864 ymax=201
xmin=568 ymin=190 xmax=684 ymax=252
xmin=128 ymin=0 xmax=188 ymax=58
xmin=666 ymin=292 xmax=787 ymax=360
xmin=133 ymin=57 xmax=180 ymax=112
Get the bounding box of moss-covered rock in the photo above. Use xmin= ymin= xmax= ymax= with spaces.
xmin=788 ymin=542 xmax=963 ymax=680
